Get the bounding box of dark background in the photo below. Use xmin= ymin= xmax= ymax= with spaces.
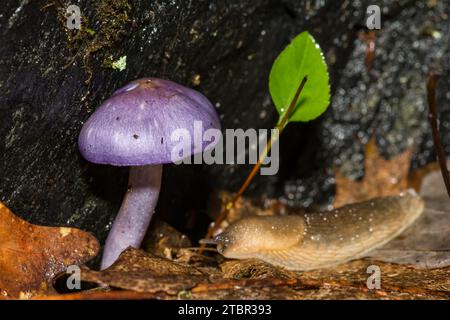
xmin=0 ymin=0 xmax=449 ymax=243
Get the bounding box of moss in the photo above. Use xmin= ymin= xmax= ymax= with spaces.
xmin=56 ymin=0 xmax=133 ymax=84
xmin=177 ymin=290 xmax=193 ymax=299
xmin=103 ymin=55 xmax=127 ymax=71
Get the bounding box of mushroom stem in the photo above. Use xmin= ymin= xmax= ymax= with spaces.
xmin=101 ymin=164 xmax=162 ymax=269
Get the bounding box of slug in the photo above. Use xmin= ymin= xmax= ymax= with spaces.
xmin=201 ymin=189 xmax=424 ymax=271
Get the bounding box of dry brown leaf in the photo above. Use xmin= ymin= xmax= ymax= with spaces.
xmin=34 ymin=259 xmax=450 ymax=300
xmin=81 ymin=248 xmax=208 ymax=295
xmin=33 ymin=290 xmax=165 ymax=300
xmin=220 ymin=259 xmax=296 ymax=280
xmin=0 ymin=202 xmax=99 ymax=298
xmin=175 ymin=248 xmax=220 ymax=267
xmin=142 ymin=219 xmax=191 ymax=260
xmin=334 ymin=138 xmax=413 ymax=208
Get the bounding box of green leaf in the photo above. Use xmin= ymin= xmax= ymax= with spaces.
xmin=269 ymin=31 xmax=330 ymax=122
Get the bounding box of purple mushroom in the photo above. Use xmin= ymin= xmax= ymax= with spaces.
xmin=78 ymin=78 xmax=221 ymax=269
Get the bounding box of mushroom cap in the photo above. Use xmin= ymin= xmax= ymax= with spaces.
xmin=78 ymin=78 xmax=221 ymax=166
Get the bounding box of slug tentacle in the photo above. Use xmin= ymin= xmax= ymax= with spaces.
xmin=209 ymin=190 xmax=424 ymax=271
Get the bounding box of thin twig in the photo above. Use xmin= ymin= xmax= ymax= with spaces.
xmin=426 ymin=72 xmax=450 ymax=198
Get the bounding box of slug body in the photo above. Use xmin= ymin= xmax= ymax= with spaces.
xmin=208 ymin=190 xmax=424 ymax=271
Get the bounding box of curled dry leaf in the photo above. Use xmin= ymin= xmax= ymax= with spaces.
xmin=81 ymin=248 xmax=208 ymax=295
xmin=0 ymin=202 xmax=99 ymax=298
xmin=142 ymin=219 xmax=191 ymax=260
xmin=333 ymin=138 xmax=413 ymax=208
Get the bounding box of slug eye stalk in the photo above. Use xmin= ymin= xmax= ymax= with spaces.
xmin=199 ymin=237 xmax=229 ymax=254
xmin=198 ymin=239 xmax=220 ymax=246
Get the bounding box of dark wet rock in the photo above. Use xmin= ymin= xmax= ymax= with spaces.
xmin=0 ymin=0 xmax=448 ymax=243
